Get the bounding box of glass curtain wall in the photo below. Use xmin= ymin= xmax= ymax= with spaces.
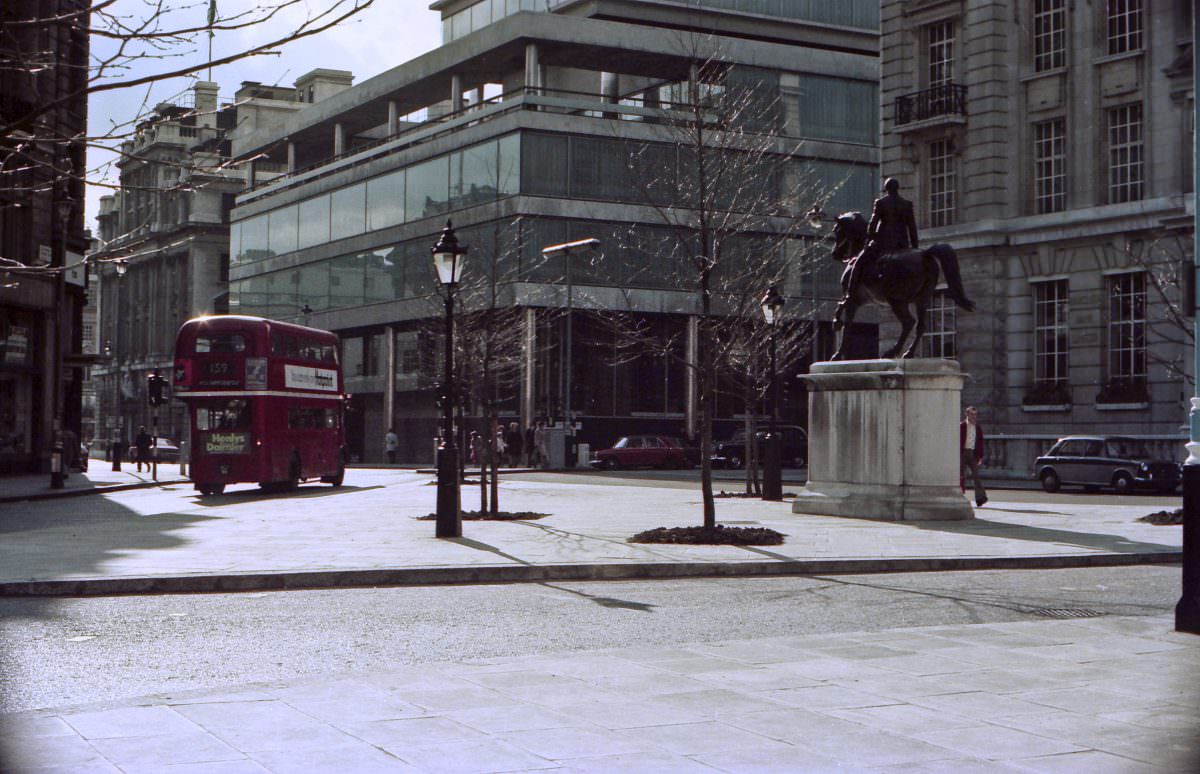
xmin=233 ymin=136 xmax=519 ymax=265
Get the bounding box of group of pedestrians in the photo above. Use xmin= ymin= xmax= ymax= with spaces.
xmin=468 ymin=420 xmax=550 ymax=468
xmin=385 ymin=420 xmax=552 ymax=468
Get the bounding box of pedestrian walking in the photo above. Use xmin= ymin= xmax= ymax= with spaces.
xmin=506 ymin=421 xmax=523 ymax=467
xmin=494 ymin=427 xmax=506 ymax=466
xmin=384 ymin=428 xmax=399 ymax=464
xmin=134 ymin=426 xmax=154 ymax=473
xmin=524 ymin=423 xmax=536 ymax=467
xmin=468 ymin=430 xmax=482 ymax=466
xmin=533 ymin=420 xmax=548 ymax=468
xmin=960 ymin=406 xmax=987 ymax=507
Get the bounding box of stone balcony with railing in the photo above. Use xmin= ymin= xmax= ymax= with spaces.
xmin=893 ymin=83 xmax=967 ymax=131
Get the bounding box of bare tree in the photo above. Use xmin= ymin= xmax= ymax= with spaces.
xmin=451 ymin=218 xmax=530 ymax=515
xmin=605 ymin=41 xmax=829 ymax=529
xmin=1 ymin=0 xmax=375 ymax=262
xmin=1121 ymin=231 xmax=1195 ymax=389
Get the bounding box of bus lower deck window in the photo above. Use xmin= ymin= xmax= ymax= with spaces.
xmin=197 ymin=399 xmax=251 ymax=430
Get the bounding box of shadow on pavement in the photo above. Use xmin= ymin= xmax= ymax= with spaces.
xmin=0 ymin=493 xmax=218 ymax=726
xmin=539 ymin=581 xmax=657 ymax=612
xmin=187 ymin=484 xmax=384 ymax=507
xmin=913 ymin=516 xmax=1177 ymax=555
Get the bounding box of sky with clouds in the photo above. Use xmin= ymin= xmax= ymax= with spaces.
xmin=86 ymin=0 xmax=442 ymax=231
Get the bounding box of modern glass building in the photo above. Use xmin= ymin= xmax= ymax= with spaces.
xmin=228 ymin=0 xmax=880 ymax=462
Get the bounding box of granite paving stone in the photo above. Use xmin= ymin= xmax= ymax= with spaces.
xmin=912 ymin=724 xmax=1087 ymax=760
xmin=617 ymin=719 xmax=790 ymax=756
xmin=86 ymin=731 xmax=242 ymax=769
xmin=63 ymin=705 xmax=201 ymax=739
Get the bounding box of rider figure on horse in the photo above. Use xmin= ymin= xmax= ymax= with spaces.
xmin=847 ymin=177 xmax=919 ymax=295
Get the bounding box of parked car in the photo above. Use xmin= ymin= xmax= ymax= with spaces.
xmin=590 ymin=435 xmax=692 ymax=470
xmin=152 ymin=437 xmax=181 ymax=463
xmin=713 ymin=425 xmax=808 ymax=469
xmin=1034 ymin=435 xmax=1181 ymax=494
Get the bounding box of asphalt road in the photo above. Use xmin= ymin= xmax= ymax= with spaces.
xmin=0 ymin=565 xmax=1180 ymax=715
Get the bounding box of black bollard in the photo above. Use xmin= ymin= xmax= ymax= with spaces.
xmin=1176 ymin=461 xmax=1200 ymax=633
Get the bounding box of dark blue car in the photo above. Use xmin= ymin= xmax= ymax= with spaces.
xmin=1034 ymin=435 xmax=1180 ymax=494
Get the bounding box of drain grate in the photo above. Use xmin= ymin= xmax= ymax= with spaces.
xmin=1032 ymin=608 xmax=1107 ymax=619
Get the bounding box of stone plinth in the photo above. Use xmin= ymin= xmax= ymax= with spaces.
xmin=793 ymin=359 xmax=973 ymax=521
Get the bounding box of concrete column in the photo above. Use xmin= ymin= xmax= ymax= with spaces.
xmin=601 ymin=72 xmax=619 ymax=103
xmin=470 ymin=86 xmax=483 ymax=110
xmin=601 ymin=72 xmax=620 ymax=119
xmin=387 ymin=100 xmax=398 ymax=136
xmin=451 ymin=74 xmax=463 ymax=113
xmin=522 ymin=307 xmax=536 ymax=429
xmin=524 ymin=43 xmax=540 ymax=93
xmin=245 ymin=160 xmax=255 ymax=188
xmin=685 ymin=315 xmax=698 ymax=441
xmin=333 ymin=122 xmax=345 ymax=156
xmin=286 ymin=141 xmax=295 ymax=173
xmin=384 ymin=326 xmax=396 ymax=451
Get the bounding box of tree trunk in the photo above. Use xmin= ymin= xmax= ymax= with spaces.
xmin=488 ymin=415 xmax=500 ymax=515
xmin=699 ymin=268 xmax=716 ymax=530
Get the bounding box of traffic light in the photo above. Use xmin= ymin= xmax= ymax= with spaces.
xmin=147 ymin=373 xmax=169 ymax=406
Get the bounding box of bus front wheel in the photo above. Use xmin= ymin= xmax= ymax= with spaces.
xmin=328 ymin=457 xmax=345 ymax=487
xmin=198 ymin=483 xmax=224 ymax=496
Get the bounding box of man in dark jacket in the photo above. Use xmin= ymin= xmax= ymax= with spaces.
xmin=959 ymin=406 xmax=987 ymax=507
xmin=134 ymin=426 xmax=155 ymax=473
xmin=847 ymin=177 xmax=920 ymax=296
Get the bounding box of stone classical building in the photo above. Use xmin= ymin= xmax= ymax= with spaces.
xmin=0 ymin=0 xmax=90 ymax=474
xmin=89 ymin=77 xmax=335 ymax=447
xmin=227 ymin=0 xmax=882 ymax=463
xmin=879 ymin=0 xmax=1194 ymax=474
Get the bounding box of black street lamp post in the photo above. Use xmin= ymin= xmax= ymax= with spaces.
xmin=432 ymin=221 xmax=466 ymax=538
xmin=760 ymin=284 xmax=785 ymax=501
xmin=49 ymin=197 xmax=75 ymax=489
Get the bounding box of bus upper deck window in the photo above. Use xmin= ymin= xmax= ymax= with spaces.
xmin=196 ymin=334 xmax=247 ymax=354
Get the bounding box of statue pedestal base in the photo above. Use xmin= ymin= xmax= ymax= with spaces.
xmin=793 ymin=359 xmax=973 ymax=521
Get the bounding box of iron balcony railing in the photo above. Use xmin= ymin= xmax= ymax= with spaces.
xmin=894 ymin=83 xmax=967 ymax=126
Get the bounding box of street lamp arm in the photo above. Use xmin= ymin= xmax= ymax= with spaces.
xmin=541 ymin=238 xmax=600 ymax=256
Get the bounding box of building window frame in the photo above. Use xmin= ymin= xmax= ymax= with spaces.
xmin=920 ymin=289 xmax=956 ymax=358
xmin=1033 ymin=0 xmax=1066 ymax=72
xmin=928 ymin=138 xmax=955 ymax=227
xmin=1102 ymin=270 xmax=1148 ymax=403
xmin=1107 ymin=102 xmax=1144 ymax=204
xmin=927 ymin=19 xmax=955 ymax=88
xmin=1033 ymin=278 xmax=1069 ymax=385
xmin=1033 ymin=118 xmax=1066 ymax=214
xmin=1106 ymin=0 xmax=1143 ymax=56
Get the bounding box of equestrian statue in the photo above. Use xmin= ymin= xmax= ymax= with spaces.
xmin=827 ymin=177 xmax=974 ymax=360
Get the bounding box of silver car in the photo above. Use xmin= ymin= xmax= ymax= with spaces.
xmin=1034 ymin=435 xmax=1181 ymax=494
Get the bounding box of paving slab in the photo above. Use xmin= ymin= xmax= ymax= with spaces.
xmin=2 ymin=608 xmax=1197 ymax=771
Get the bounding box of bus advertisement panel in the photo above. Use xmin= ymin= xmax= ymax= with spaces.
xmin=173 ymin=315 xmax=347 ymax=496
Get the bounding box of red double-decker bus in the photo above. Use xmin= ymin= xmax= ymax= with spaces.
xmin=173 ymin=315 xmax=347 ymax=496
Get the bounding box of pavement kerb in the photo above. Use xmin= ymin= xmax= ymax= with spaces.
xmin=0 ymin=478 xmax=191 ymax=504
xmin=0 ymin=551 xmax=1181 ymax=598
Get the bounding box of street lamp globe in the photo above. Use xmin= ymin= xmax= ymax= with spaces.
xmin=760 ymin=283 xmax=785 ymax=325
xmin=431 ymin=220 xmax=467 ymax=286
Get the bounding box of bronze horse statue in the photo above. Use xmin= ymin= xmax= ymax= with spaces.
xmin=830 ymin=212 xmax=974 ymax=360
